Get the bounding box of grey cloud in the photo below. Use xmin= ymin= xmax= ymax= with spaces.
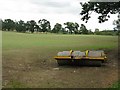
xmin=29 ymin=0 xmax=71 ymax=8
xmin=52 ymin=7 xmax=80 ymax=15
xmin=28 ymin=0 xmax=81 ymax=15
xmin=36 ymin=6 xmax=80 ymax=15
xmin=43 ymin=1 xmax=70 ymax=8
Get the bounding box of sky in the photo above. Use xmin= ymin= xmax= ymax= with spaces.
xmin=0 ymin=0 xmax=118 ymax=31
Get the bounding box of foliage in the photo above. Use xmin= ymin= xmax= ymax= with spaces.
xmin=29 ymin=20 xmax=36 ymax=33
xmin=52 ymin=23 xmax=62 ymax=33
xmin=80 ymin=2 xmax=120 ymax=23
xmin=15 ymin=20 xmax=26 ymax=33
xmin=38 ymin=19 xmax=51 ymax=32
xmin=88 ymin=29 xmax=94 ymax=34
xmin=94 ymin=28 xmax=100 ymax=35
xmin=64 ymin=22 xmax=79 ymax=34
xmin=113 ymin=14 xmax=120 ymax=31
xmin=80 ymin=24 xmax=88 ymax=34
xmin=74 ymin=23 xmax=79 ymax=34
xmin=94 ymin=29 xmax=119 ymax=35
xmin=34 ymin=25 xmax=40 ymax=32
xmin=58 ymin=28 xmax=68 ymax=34
xmin=2 ymin=19 xmax=15 ymax=31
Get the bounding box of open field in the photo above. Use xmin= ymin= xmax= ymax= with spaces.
xmin=2 ymin=31 xmax=118 ymax=88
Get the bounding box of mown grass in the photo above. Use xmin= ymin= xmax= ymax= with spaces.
xmin=2 ymin=31 xmax=118 ymax=51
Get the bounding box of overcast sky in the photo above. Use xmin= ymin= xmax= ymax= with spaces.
xmin=0 ymin=0 xmax=118 ymax=31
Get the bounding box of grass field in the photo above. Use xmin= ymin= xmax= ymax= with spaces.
xmin=2 ymin=31 xmax=118 ymax=88
xmin=2 ymin=31 xmax=118 ymax=50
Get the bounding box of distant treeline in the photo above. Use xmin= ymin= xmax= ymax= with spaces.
xmin=1 ymin=19 xmax=119 ymax=35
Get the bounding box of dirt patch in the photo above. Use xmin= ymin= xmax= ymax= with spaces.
xmin=2 ymin=48 xmax=118 ymax=88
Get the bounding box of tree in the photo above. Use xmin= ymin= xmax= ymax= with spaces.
xmin=113 ymin=14 xmax=120 ymax=32
xmin=15 ymin=20 xmax=26 ymax=32
xmin=80 ymin=24 xmax=88 ymax=34
xmin=25 ymin=21 xmax=31 ymax=32
xmin=64 ymin=22 xmax=74 ymax=34
xmin=88 ymin=29 xmax=94 ymax=34
xmin=38 ymin=19 xmax=51 ymax=32
xmin=61 ymin=28 xmax=68 ymax=34
xmin=64 ymin=22 xmax=79 ymax=34
xmin=3 ymin=19 xmax=15 ymax=31
xmin=2 ymin=20 xmax=5 ymax=31
xmin=113 ymin=15 xmax=120 ymax=35
xmin=34 ymin=25 xmax=40 ymax=32
xmin=52 ymin=23 xmax=62 ymax=33
xmin=94 ymin=28 xmax=100 ymax=35
xmin=74 ymin=22 xmax=79 ymax=34
xmin=29 ymin=20 xmax=36 ymax=33
xmin=80 ymin=2 xmax=120 ymax=23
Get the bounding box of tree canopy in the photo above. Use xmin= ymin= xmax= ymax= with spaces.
xmin=80 ymin=24 xmax=88 ymax=34
xmin=15 ymin=20 xmax=26 ymax=32
xmin=38 ymin=19 xmax=51 ymax=32
xmin=2 ymin=19 xmax=15 ymax=31
xmin=64 ymin=22 xmax=79 ymax=34
xmin=52 ymin=23 xmax=62 ymax=33
xmin=80 ymin=2 xmax=120 ymax=23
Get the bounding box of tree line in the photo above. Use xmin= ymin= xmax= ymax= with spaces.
xmin=1 ymin=18 xmax=119 ymax=35
xmin=1 ymin=18 xmax=90 ymax=34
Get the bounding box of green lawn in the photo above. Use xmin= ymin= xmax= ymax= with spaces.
xmin=2 ymin=31 xmax=118 ymax=51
